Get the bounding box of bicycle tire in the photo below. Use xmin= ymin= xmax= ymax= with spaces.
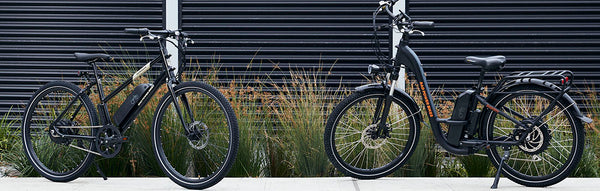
xmin=324 ymin=89 xmax=420 ymax=179
xmin=22 ymin=81 xmax=98 ymax=182
xmin=151 ymin=81 xmax=238 ymax=189
xmin=482 ymin=84 xmax=584 ymax=187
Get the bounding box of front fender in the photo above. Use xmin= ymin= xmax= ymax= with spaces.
xmin=491 ymin=78 xmax=592 ymax=124
xmin=355 ymin=83 xmax=422 ymax=120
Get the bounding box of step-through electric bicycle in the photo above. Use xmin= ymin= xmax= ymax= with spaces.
xmin=21 ymin=28 xmax=238 ymax=189
xmin=324 ymin=0 xmax=592 ymax=188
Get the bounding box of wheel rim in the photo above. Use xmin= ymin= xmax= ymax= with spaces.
xmin=332 ymin=94 xmax=414 ymax=172
xmin=155 ymin=87 xmax=232 ymax=184
xmin=488 ymin=91 xmax=577 ymax=178
xmin=24 ymin=86 xmax=95 ymax=177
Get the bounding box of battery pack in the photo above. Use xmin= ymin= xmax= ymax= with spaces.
xmin=113 ymin=83 xmax=153 ymax=127
xmin=447 ymin=89 xmax=474 ymax=146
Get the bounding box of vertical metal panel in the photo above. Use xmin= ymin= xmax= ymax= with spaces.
xmin=0 ymin=0 xmax=163 ymax=120
xmin=180 ymin=0 xmax=390 ymax=88
xmin=408 ymin=0 xmax=600 ymax=106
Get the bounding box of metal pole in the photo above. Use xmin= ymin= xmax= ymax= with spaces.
xmin=392 ymin=0 xmax=406 ymax=90
xmin=165 ymin=0 xmax=179 ymax=74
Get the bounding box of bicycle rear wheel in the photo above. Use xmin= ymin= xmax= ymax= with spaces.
xmin=152 ymin=81 xmax=238 ymax=189
xmin=22 ymin=81 xmax=98 ymax=182
xmin=482 ymin=85 xmax=584 ymax=187
xmin=324 ymin=89 xmax=420 ymax=179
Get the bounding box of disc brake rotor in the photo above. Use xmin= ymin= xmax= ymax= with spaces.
xmin=187 ymin=121 xmax=209 ymax=150
xmin=515 ymin=118 xmax=551 ymax=155
xmin=361 ymin=124 xmax=388 ymax=149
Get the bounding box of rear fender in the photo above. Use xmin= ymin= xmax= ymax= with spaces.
xmin=490 ymin=78 xmax=592 ymax=124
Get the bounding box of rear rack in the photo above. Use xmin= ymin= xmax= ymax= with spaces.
xmin=494 ymin=70 xmax=573 ymax=92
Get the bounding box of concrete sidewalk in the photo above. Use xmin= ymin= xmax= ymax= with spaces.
xmin=0 ymin=177 xmax=598 ymax=191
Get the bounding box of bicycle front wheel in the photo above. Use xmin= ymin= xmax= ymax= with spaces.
xmin=324 ymin=89 xmax=420 ymax=179
xmin=151 ymin=81 xmax=238 ymax=190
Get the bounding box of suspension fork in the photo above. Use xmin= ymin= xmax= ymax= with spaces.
xmin=374 ymin=74 xmax=400 ymax=138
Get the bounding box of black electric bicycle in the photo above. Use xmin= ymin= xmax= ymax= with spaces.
xmin=21 ymin=28 xmax=238 ymax=189
xmin=324 ymin=0 xmax=592 ymax=188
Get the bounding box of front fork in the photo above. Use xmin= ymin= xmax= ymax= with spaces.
xmin=164 ymin=71 xmax=198 ymax=139
xmin=372 ymin=71 xmax=401 ymax=139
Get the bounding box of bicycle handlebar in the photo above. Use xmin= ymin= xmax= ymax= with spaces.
xmin=124 ymin=28 xmax=193 ymax=44
xmin=124 ymin=28 xmax=149 ymax=35
xmin=377 ymin=1 xmax=435 ymax=31
xmin=412 ymin=21 xmax=435 ymax=29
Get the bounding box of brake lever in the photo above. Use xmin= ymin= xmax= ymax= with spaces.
xmin=139 ymin=34 xmax=158 ymax=41
xmin=184 ymin=38 xmax=195 ymax=47
xmin=408 ymin=29 xmax=425 ymax=36
xmin=379 ymin=1 xmax=392 ymax=6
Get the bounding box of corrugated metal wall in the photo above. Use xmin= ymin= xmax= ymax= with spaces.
xmin=0 ymin=0 xmax=163 ymax=121
xmin=180 ymin=0 xmax=389 ymax=88
xmin=2 ymin=0 xmax=599 ymax=122
xmin=408 ymin=0 xmax=600 ymax=105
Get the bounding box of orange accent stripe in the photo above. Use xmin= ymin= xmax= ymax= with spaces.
xmin=486 ymin=104 xmax=500 ymax=113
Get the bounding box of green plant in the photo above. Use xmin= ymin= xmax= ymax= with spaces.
xmin=224 ymin=80 xmax=270 ymax=177
xmin=267 ymin=66 xmax=339 ymax=177
xmin=0 ymin=110 xmax=16 ymax=157
xmin=572 ymin=85 xmax=600 ymax=177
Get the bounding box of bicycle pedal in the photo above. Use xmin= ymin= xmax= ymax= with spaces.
xmin=120 ymin=136 xmax=129 ymax=142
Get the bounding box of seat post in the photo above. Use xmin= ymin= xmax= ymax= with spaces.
xmin=476 ymin=70 xmax=485 ymax=93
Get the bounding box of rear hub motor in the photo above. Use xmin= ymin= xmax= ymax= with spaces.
xmin=515 ymin=118 xmax=551 ymax=155
xmin=49 ymin=120 xmax=78 ymax=145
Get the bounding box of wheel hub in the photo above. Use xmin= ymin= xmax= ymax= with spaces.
xmin=187 ymin=121 xmax=209 ymax=150
xmin=515 ymin=118 xmax=551 ymax=155
xmin=361 ymin=124 xmax=388 ymax=149
xmin=48 ymin=120 xmax=77 ymax=145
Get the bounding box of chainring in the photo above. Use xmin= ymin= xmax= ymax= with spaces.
xmin=95 ymin=125 xmax=123 ymax=158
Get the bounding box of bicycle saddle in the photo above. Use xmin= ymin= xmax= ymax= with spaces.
xmin=74 ymin=52 xmax=112 ymax=62
xmin=465 ymin=55 xmax=506 ymax=72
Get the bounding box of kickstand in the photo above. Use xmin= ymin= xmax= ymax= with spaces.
xmin=94 ymin=161 xmax=107 ymax=180
xmin=491 ymin=147 xmax=510 ymax=189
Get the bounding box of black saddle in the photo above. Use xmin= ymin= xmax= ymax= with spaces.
xmin=465 ymin=55 xmax=506 ymax=72
xmin=74 ymin=52 xmax=112 ymax=62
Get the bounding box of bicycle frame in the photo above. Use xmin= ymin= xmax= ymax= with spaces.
xmin=380 ymin=39 xmax=570 ymax=155
xmin=49 ymin=38 xmax=193 ymax=140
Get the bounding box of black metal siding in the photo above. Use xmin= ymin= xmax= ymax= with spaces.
xmin=180 ymin=0 xmax=389 ymax=87
xmin=0 ymin=0 xmax=163 ymax=120
xmin=408 ymin=0 xmax=600 ymax=104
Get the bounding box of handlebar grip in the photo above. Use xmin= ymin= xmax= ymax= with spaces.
xmin=412 ymin=21 xmax=435 ymax=28
xmin=124 ymin=28 xmax=149 ymax=35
